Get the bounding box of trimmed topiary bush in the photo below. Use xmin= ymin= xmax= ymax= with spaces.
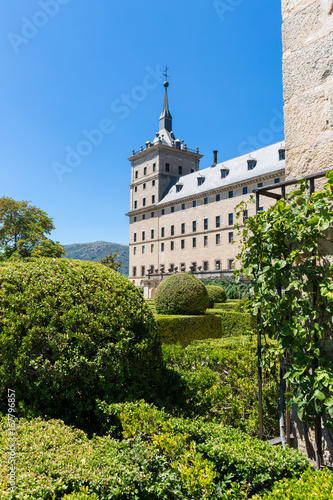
xmin=0 ymin=258 xmax=161 ymax=434
xmin=154 ymin=273 xmax=209 ymax=315
xmin=205 ymin=285 xmax=227 ymax=307
xmin=156 ymin=314 xmax=222 ymax=346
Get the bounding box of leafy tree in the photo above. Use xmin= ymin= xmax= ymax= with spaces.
xmin=99 ymin=250 xmax=121 ymax=271
xmin=0 ymin=196 xmax=64 ymax=259
xmin=235 ymin=173 xmax=333 ymax=465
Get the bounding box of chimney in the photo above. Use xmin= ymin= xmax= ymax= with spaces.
xmin=213 ymin=150 xmax=218 ymax=165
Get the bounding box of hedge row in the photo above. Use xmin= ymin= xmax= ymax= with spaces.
xmin=0 ymin=406 xmax=309 ymax=499
xmin=156 ymin=309 xmax=253 ymax=346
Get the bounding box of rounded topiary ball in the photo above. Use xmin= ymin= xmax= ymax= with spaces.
xmin=154 ymin=273 xmax=209 ymax=315
xmin=0 ymin=258 xmax=161 ymax=433
xmin=206 ymin=285 xmax=227 ymax=307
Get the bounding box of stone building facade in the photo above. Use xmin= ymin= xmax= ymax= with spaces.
xmin=282 ymin=0 xmax=333 ymax=466
xmin=126 ymin=82 xmax=285 ymax=296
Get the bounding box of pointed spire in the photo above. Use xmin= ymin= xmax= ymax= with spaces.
xmin=159 ymin=81 xmax=172 ymax=132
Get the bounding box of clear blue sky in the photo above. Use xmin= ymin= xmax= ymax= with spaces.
xmin=0 ymin=0 xmax=284 ymax=246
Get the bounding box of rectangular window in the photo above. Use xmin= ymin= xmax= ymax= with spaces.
xmin=134 ymin=216 xmax=137 ymax=222
xmin=142 ymin=214 xmax=146 ymax=220
xmin=141 ymin=266 xmax=145 ymax=276
xmin=152 ymin=195 xmax=155 ymax=203
xmin=258 ymin=182 xmax=263 ymax=188
xmin=258 ymin=207 xmax=264 ymax=212
xmin=247 ymin=160 xmax=257 ymax=170
xmin=171 ymin=241 xmax=174 ymax=251
xmin=134 ymin=247 xmax=136 ymax=255
xmin=153 ymin=163 xmax=156 ymax=171
xmin=151 ymin=212 xmax=154 ymax=218
xmin=243 ymin=186 xmax=248 ymax=195
xmin=203 ymin=261 xmax=209 ymax=271
xmin=152 ymin=180 xmax=155 ymax=186
xmin=171 ymin=206 xmax=175 ymax=213
xmin=193 ymin=200 xmax=197 ymax=207
xmin=151 ymin=244 xmax=154 ymax=253
xmin=133 ymin=267 xmax=137 ymax=277
xmin=134 ymin=233 xmax=137 ymax=242
xmin=228 ymin=213 xmax=233 ymax=226
xmin=228 ymin=259 xmax=235 ymax=270
xmin=171 ymin=225 xmax=174 ymax=236
xmin=216 ymin=194 xmax=221 ymax=202
xmin=161 ymin=242 xmax=164 ymax=252
xmin=279 ymin=149 xmax=285 ymax=161
xmin=197 ymin=177 xmax=205 ymax=186
xmin=143 ymin=183 xmax=146 ymax=190
xmin=274 ymin=178 xmax=280 ymax=184
xmin=192 ymin=221 xmax=196 ymax=232
xmin=192 ymin=237 xmax=196 ymax=248
xmin=204 ymin=218 xmax=208 ymax=230
xmin=134 ymin=201 xmax=137 ymax=209
xmin=243 ymin=209 xmax=248 ymax=219
xmin=134 ymin=186 xmax=137 ymax=192
xmin=165 ymin=163 xmax=170 ymax=172
xmin=191 ymin=168 xmax=194 ymax=173
xmin=161 ymin=209 xmax=165 ymax=215
xmin=142 ymin=245 xmax=145 ymax=254
xmin=216 ymin=234 xmax=220 ymax=245
xmin=151 ymin=229 xmax=154 ymax=239
xmin=135 ymin=171 xmax=138 ymax=179
xmin=228 ymin=191 xmax=233 ymax=198
xmin=204 ymin=235 xmax=208 ymax=246
xmin=161 ymin=227 xmax=165 ymax=237
xmin=142 ymin=231 xmax=145 ymax=241
xmin=181 ymin=239 xmax=185 ymax=249
xmin=178 ymin=166 xmax=182 ymax=174
xmin=143 ymin=198 xmax=146 ymax=206
xmin=181 ymin=223 xmax=185 ymax=234
xmin=215 ymin=260 xmax=221 ymax=270
xmin=203 ymin=197 xmax=208 ymax=205
xmin=144 ymin=167 xmax=147 ymax=175
xmin=182 ymin=203 xmax=185 ymax=210
xmin=216 ymin=216 xmax=220 ymax=228
xmin=229 ymin=232 xmax=234 ymax=243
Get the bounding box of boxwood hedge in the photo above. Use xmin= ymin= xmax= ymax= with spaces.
xmin=205 ymin=285 xmax=227 ymax=307
xmin=0 ymin=259 xmax=161 ymax=434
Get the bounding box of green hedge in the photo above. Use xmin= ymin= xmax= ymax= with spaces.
xmin=0 ymin=408 xmax=309 ymax=499
xmin=253 ymin=468 xmax=333 ymax=499
xmin=155 ymin=273 xmax=209 ymax=315
xmin=205 ymin=285 xmax=227 ymax=307
xmin=205 ymin=309 xmax=254 ymax=337
xmin=156 ymin=314 xmax=222 ymax=347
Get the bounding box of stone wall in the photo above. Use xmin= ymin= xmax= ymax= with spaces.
xmin=282 ymin=0 xmax=333 ymax=179
xmin=282 ymin=0 xmax=333 ymax=466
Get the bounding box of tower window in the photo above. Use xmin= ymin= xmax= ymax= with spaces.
xmin=193 ymin=200 xmax=197 ymax=207
xmin=161 ymin=209 xmax=165 ymax=215
xmin=178 ymin=166 xmax=182 ymax=174
xmin=151 ymin=229 xmax=154 ymax=239
xmin=171 ymin=225 xmax=174 ymax=236
xmin=247 ymin=160 xmax=257 ymax=170
xmin=142 ymin=231 xmax=145 ymax=241
xmin=204 ymin=235 xmax=208 ymax=246
xmin=228 ymin=213 xmax=233 ymax=226
xmin=143 ymin=198 xmax=146 ymax=206
xmin=134 ymin=233 xmax=137 ymax=242
xmin=142 ymin=214 xmax=146 ymax=220
xmin=228 ymin=191 xmax=233 ymax=198
xmin=171 ymin=241 xmax=174 ymax=251
xmin=243 ymin=187 xmax=248 ymax=195
xmin=152 ymin=195 xmax=155 ymax=203
xmin=216 ymin=194 xmax=221 ymax=201
xmin=243 ymin=210 xmax=248 ymax=220
xmin=134 ymin=201 xmax=137 ymax=209
xmin=165 ymin=163 xmax=170 ymax=172
xmin=181 ymin=239 xmax=185 ymax=249
xmin=181 ymin=223 xmax=185 ymax=234
xmin=192 ymin=221 xmax=197 ymax=232
xmin=134 ymin=216 xmax=137 ymax=222
xmin=153 ymin=163 xmax=156 ymax=171
xmin=151 ymin=212 xmax=154 ymax=218
xmin=143 ymin=183 xmax=146 ymax=190
xmin=229 ymin=232 xmax=234 ymax=243
xmin=216 ymin=234 xmax=220 ymax=245
xmin=192 ymin=237 xmax=196 ymax=248
xmin=152 ymin=180 xmax=155 ymax=186
xmin=135 ymin=171 xmax=138 ymax=179
xmin=142 ymin=246 xmax=145 ymax=254
xmin=216 ymin=216 xmax=220 ymax=228
xmin=151 ymin=244 xmax=154 ymax=253
xmin=279 ymin=149 xmax=285 ymax=161
xmin=141 ymin=266 xmax=145 ymax=276
xmin=182 ymin=203 xmax=185 ymax=210
xmin=144 ymin=167 xmax=147 ymax=175
xmin=133 ymin=247 xmax=136 ymax=255
xmin=171 ymin=206 xmax=175 ymax=213
xmin=204 ymin=197 xmax=208 ymax=204
xmin=161 ymin=227 xmax=165 ymax=237
xmin=134 ymin=186 xmax=137 ymax=192
xmin=161 ymin=242 xmax=164 ymax=252
xmin=204 ymin=218 xmax=208 ymax=230
xmin=133 ymin=267 xmax=137 ymax=277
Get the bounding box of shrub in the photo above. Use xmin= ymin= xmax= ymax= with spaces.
xmin=205 ymin=308 xmax=255 ymax=336
xmin=253 ymin=468 xmax=333 ymax=499
xmin=162 ymin=338 xmax=280 ymax=438
xmin=203 ymin=279 xmax=250 ymax=299
xmin=62 ymin=488 xmax=99 ymax=499
xmin=0 ymin=258 xmax=161 ymax=434
xmin=205 ymin=285 xmax=227 ymax=307
xmin=156 ymin=314 xmax=222 ymax=346
xmin=154 ymin=273 xmax=209 ymax=315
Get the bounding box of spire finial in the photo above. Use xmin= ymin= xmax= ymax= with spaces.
xmin=159 ymin=67 xmax=172 ymax=132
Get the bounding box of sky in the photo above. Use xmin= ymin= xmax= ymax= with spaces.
xmin=0 ymin=0 xmax=284 ymax=246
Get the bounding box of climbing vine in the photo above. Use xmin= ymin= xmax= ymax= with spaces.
xmin=235 ymin=172 xmax=333 ymax=430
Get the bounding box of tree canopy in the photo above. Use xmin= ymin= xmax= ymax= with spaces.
xmin=99 ymin=251 xmax=121 ymax=271
xmin=0 ymin=196 xmax=64 ymax=259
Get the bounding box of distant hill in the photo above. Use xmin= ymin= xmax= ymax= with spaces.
xmin=63 ymin=241 xmax=129 ymax=276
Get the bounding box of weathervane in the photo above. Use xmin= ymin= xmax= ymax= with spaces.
xmin=163 ymin=66 xmax=170 ymax=82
